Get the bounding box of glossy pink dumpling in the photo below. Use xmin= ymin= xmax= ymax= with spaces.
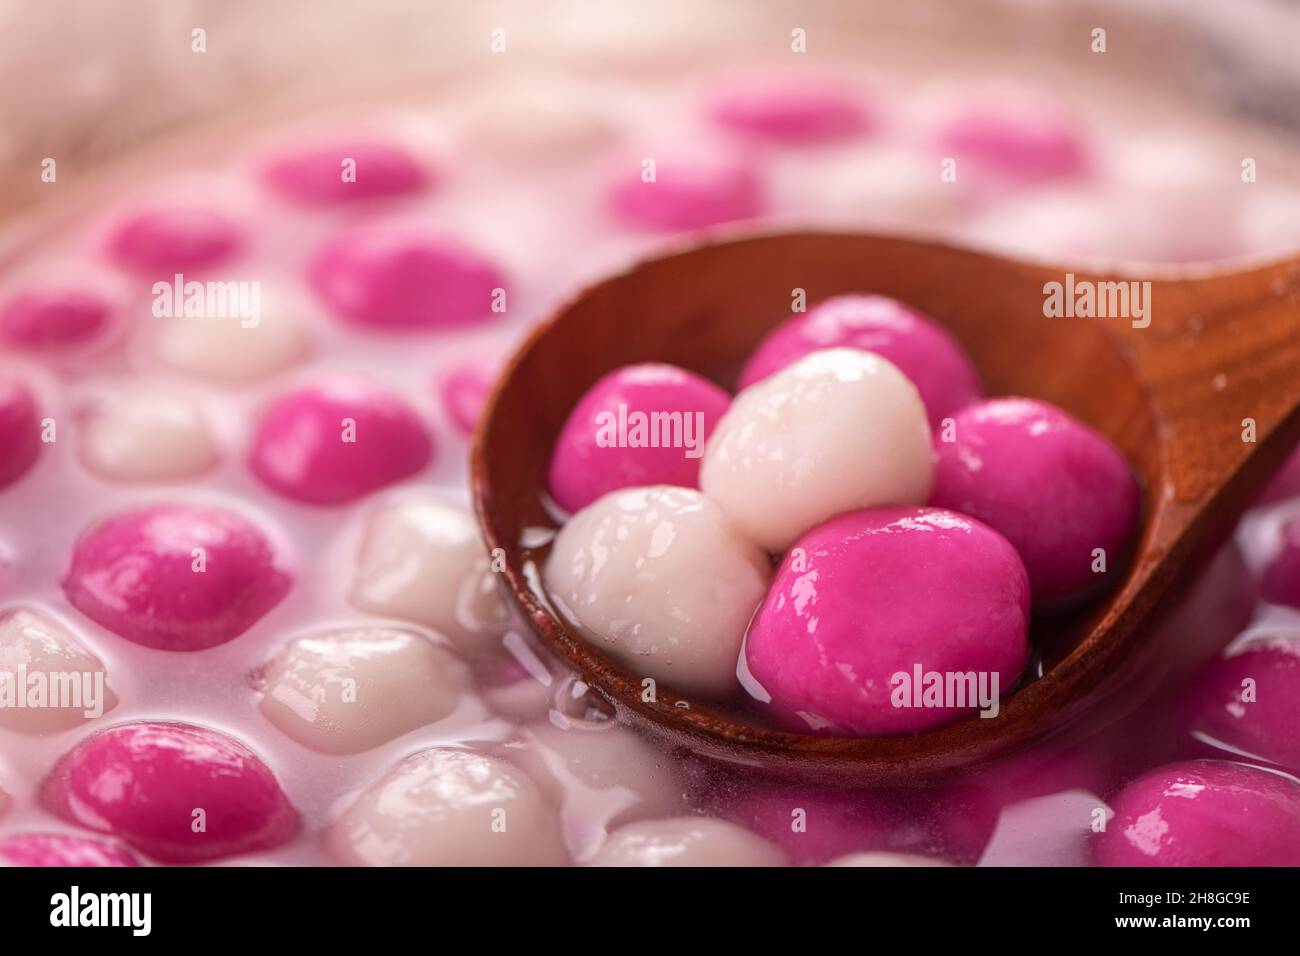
xmin=260 ymin=139 xmax=429 ymax=204
xmin=936 ymin=100 xmax=1089 ymax=184
xmin=1 ymin=288 xmax=111 ymax=350
xmin=62 ymin=504 xmax=291 ymax=651
xmin=0 ymin=377 xmax=41 ymax=490
xmin=249 ymin=377 xmax=433 ymax=505
xmin=438 ymin=359 xmax=498 ymax=437
xmin=738 ymin=294 xmax=982 ymax=427
xmin=708 ymin=76 xmax=872 ymax=144
xmin=1187 ymin=635 xmax=1300 ymax=774
xmin=105 ymin=206 xmax=242 ymax=274
xmin=1261 ymin=516 xmax=1300 ymax=608
xmin=745 ymin=506 xmax=1030 ymax=735
xmin=0 ymin=833 xmax=139 ymax=867
xmin=607 ymin=155 xmax=762 ymax=232
xmin=1094 ymin=760 xmax=1300 ymax=866
xmin=41 ymin=722 xmax=299 ymax=863
xmin=309 ymin=226 xmax=504 ymax=329
xmin=548 ymin=363 xmax=731 ymax=513
xmin=930 ymin=398 xmax=1140 ymax=606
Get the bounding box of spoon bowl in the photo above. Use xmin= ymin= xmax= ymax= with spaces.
xmin=472 ymin=231 xmax=1300 ymax=780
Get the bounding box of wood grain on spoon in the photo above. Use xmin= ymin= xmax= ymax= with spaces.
xmin=471 ymin=231 xmax=1300 ymax=780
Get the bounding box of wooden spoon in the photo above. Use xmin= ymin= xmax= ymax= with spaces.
xmin=471 ymin=231 xmax=1300 ymax=781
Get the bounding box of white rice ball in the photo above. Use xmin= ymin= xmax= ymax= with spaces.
xmin=349 ymin=497 xmax=509 ymax=657
xmin=701 ymin=348 xmax=933 ymax=552
xmin=587 ymin=817 xmax=787 ymax=867
xmin=256 ymin=624 xmax=471 ymax=754
xmin=544 ymin=485 xmax=769 ymax=697
xmin=328 ymin=748 xmax=568 ymax=866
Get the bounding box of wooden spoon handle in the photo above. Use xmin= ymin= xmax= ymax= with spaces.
xmin=1112 ymin=257 xmax=1300 ymax=514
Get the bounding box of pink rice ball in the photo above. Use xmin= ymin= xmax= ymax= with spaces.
xmin=0 ymin=833 xmax=139 ymax=867
xmin=607 ymin=155 xmax=763 ymax=232
xmin=1 ymin=287 xmax=112 ymax=350
xmin=935 ymin=99 xmax=1090 ymax=185
xmin=0 ymin=377 xmax=41 ymax=490
xmin=738 ymin=294 xmax=981 ymax=427
xmin=41 ymin=721 xmax=299 ymax=863
xmin=930 ymin=397 xmax=1140 ymax=606
xmin=547 ymin=363 xmax=730 ymax=514
xmin=249 ymin=377 xmax=433 ymax=505
xmin=708 ymin=76 xmax=872 ymax=145
xmin=1261 ymin=516 xmax=1300 ymax=608
xmin=1094 ymin=759 xmax=1300 ymax=867
xmin=61 ymin=504 xmax=291 ymax=651
xmin=310 ymin=226 xmax=504 ymax=330
xmin=438 ymin=359 xmax=498 ymax=438
xmin=106 ymin=206 xmax=243 ymax=275
xmin=1186 ymin=634 xmax=1300 ymax=775
xmin=260 ymin=138 xmax=429 ymax=205
xmin=744 ymin=506 xmax=1030 ymax=735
